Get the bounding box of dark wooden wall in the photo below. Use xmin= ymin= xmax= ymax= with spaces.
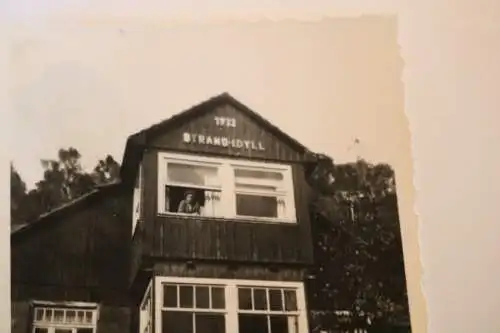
xmin=153 ymin=262 xmax=307 ymax=282
xmin=130 ymin=220 xmax=145 ymax=287
xmin=150 ymin=104 xmax=305 ymax=162
xmin=11 ymin=189 xmax=133 ymax=332
xmin=151 ymin=219 xmax=306 ymax=262
xmin=11 ymin=301 xmax=30 ymax=333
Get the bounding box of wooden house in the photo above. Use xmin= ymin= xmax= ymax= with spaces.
xmin=11 ymin=93 xmax=324 ymax=333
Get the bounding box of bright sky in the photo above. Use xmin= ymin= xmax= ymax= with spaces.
xmin=10 ymin=17 xmax=406 ymax=189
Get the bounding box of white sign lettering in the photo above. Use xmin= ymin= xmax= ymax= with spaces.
xmin=183 ymin=132 xmax=265 ymax=151
xmin=214 ymin=116 xmax=236 ymax=128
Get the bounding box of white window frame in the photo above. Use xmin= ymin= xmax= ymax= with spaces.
xmin=30 ymin=301 xmax=99 ymax=333
xmin=139 ymin=280 xmax=153 ymax=333
xmin=132 ymin=163 xmax=143 ymax=236
xmin=157 ymin=152 xmax=297 ymax=223
xmin=153 ymin=276 xmax=309 ymax=333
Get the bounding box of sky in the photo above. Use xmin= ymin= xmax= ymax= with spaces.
xmin=9 ymin=17 xmax=406 ymax=189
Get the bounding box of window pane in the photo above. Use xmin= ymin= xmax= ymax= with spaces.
xmin=45 ymin=309 xmax=53 ymax=321
xmin=34 ymin=328 xmax=48 ymax=333
xmin=234 ymin=169 xmax=283 ymax=182
xmin=195 ymin=286 xmax=210 ymax=308
xmin=167 ymin=163 xmax=219 ymax=187
xmin=76 ymin=311 xmax=85 ymax=323
xmin=166 ymin=186 xmax=203 ymax=214
xmin=236 ymin=194 xmax=278 ymax=218
xmin=253 ymin=288 xmax=268 ymax=310
xmin=284 ymin=290 xmax=297 ymax=311
xmin=34 ymin=308 xmax=44 ymax=321
xmin=77 ymin=329 xmax=94 ymax=333
xmin=238 ymin=314 xmax=268 ymax=333
xmin=66 ymin=310 xmax=76 ymax=322
xmin=238 ymin=288 xmax=253 ymax=310
xmin=236 ymin=184 xmax=277 ymax=191
xmin=202 ymin=190 xmax=222 ymax=217
xmin=165 ymin=186 xmax=222 ymax=216
xmin=164 ymin=284 xmax=178 ymax=307
xmin=195 ymin=313 xmax=226 ymax=333
xmin=179 ymin=285 xmax=194 ymax=308
xmin=162 ymin=311 xmax=193 ymax=333
xmin=54 ymin=330 xmax=72 ymax=333
xmin=84 ymin=311 xmax=93 ymax=323
xmin=211 ymin=287 xmax=225 ymax=309
xmin=53 ymin=309 xmax=64 ymax=322
xmin=270 ymin=315 xmax=290 ymax=333
xmin=269 ymin=289 xmax=283 ymax=311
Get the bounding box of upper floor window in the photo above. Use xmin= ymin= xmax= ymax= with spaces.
xmin=31 ymin=301 xmax=98 ymax=333
xmin=157 ymin=153 xmax=296 ymax=223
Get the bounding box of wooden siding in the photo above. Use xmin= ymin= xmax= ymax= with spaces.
xmin=11 ymin=301 xmax=30 ymax=333
xmin=129 ymin=306 xmax=140 ymax=333
xmin=153 ymin=262 xmax=307 ymax=282
xmin=130 ymin=220 xmax=146 ymax=287
xmin=151 ymin=218 xmax=307 ymax=263
xmin=291 ymin=164 xmax=314 ymax=264
xmin=11 ymin=190 xmax=132 ymax=306
xmin=150 ymin=104 xmax=305 ymax=162
xmin=98 ymin=306 xmax=131 ymax=333
xmin=142 ymin=149 xmax=158 ymax=256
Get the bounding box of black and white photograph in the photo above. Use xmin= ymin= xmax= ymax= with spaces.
xmin=10 ymin=17 xmax=416 ymax=333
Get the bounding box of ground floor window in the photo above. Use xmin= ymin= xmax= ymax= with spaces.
xmin=151 ymin=277 xmax=308 ymax=333
xmin=237 ymin=287 xmax=299 ymax=333
xmin=160 ymin=283 xmax=226 ymax=333
xmin=31 ymin=301 xmax=98 ymax=333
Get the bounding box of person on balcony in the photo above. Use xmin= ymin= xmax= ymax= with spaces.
xmin=177 ymin=190 xmax=201 ymax=214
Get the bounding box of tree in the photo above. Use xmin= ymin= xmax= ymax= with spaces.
xmin=33 ymin=147 xmax=95 ymax=213
xmin=10 ymin=148 xmax=121 ymax=225
xmin=307 ymin=157 xmax=410 ymax=330
xmin=11 ymin=164 xmax=27 ymax=225
xmin=92 ymin=155 xmax=121 ymax=185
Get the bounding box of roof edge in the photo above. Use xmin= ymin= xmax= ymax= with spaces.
xmin=11 ymin=180 xmax=122 ymax=238
xmin=223 ymin=93 xmax=313 ymax=154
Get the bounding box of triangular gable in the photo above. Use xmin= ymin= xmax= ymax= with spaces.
xmin=134 ymin=93 xmax=313 ymax=162
xmin=120 ymin=93 xmax=319 ymax=186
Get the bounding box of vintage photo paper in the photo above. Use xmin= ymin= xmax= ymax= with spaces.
xmin=10 ymin=16 xmax=424 ymax=333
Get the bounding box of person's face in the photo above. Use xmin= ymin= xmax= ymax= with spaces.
xmin=186 ymin=193 xmax=193 ymax=203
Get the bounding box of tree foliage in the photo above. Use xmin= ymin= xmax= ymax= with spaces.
xmin=10 ymin=148 xmax=121 ymax=225
xmin=10 ymin=146 xmax=409 ymax=329
xmin=307 ymin=157 xmax=410 ymax=328
xmin=11 ymin=164 xmax=27 ymax=224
